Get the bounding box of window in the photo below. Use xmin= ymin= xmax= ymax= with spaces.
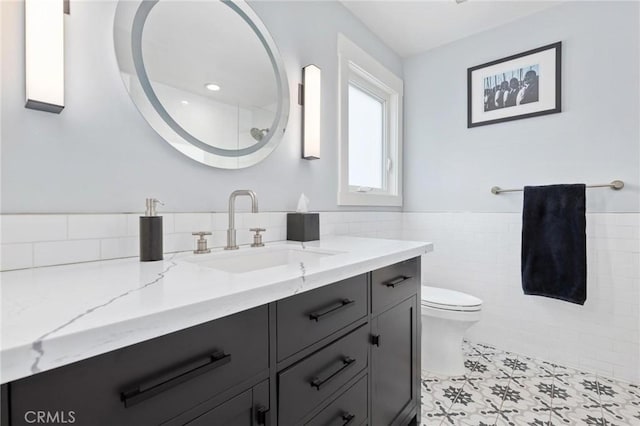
xmin=338 ymin=34 xmax=403 ymax=206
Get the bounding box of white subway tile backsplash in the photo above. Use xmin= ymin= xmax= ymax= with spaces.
xmin=268 ymin=212 xmax=287 ymax=229
xmin=68 ymin=214 xmax=127 ymax=239
xmin=174 ymin=213 xmax=212 ymax=233
xmin=126 ymin=214 xmax=140 ymax=236
xmin=100 ymin=237 xmax=138 ymax=260
xmin=1 ymin=215 xmax=67 ymax=243
xmin=161 ymin=214 xmax=175 ymax=234
xmin=1 ymin=243 xmax=33 ymax=270
xmin=212 ymin=213 xmax=228 ymax=231
xmin=210 ymin=231 xmax=227 ymax=248
xmin=164 ymin=233 xmax=194 ymax=253
xmin=34 ymin=240 xmax=100 ymax=267
xmin=239 ymin=212 xmax=267 ymax=229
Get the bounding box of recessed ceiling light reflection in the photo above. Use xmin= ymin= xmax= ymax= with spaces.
xmin=181 ymin=100 xmax=189 ymax=105
xmin=205 ymin=83 xmax=221 ymax=91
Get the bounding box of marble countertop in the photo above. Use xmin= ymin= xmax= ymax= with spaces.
xmin=1 ymin=236 xmax=432 ymax=384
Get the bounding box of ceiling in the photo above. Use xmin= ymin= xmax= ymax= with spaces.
xmin=341 ymin=0 xmax=563 ymax=58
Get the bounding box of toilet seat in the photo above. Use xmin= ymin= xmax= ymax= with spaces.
xmin=421 ymin=286 xmax=482 ymax=312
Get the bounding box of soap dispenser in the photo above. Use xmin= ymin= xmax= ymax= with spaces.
xmin=140 ymin=198 xmax=163 ymax=261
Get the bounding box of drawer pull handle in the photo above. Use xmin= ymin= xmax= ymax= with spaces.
xmin=342 ymin=412 xmax=356 ymax=425
xmin=309 ymin=299 xmax=355 ymax=322
xmin=310 ymin=356 xmax=356 ymax=391
xmin=384 ymin=275 xmax=412 ymax=288
xmin=121 ymin=351 xmax=231 ymax=407
xmin=256 ymin=405 xmax=270 ymax=426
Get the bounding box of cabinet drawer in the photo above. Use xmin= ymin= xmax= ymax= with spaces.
xmin=371 ymin=258 xmax=419 ymax=314
xmin=277 ymin=274 xmax=367 ymax=361
xmin=306 ymin=375 xmax=368 ymax=426
xmin=9 ymin=306 xmax=269 ymax=426
xmin=278 ymin=324 xmax=369 ymax=426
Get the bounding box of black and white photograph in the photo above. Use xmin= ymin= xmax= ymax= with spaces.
xmin=468 ymin=42 xmax=561 ymax=127
xmin=483 ymin=64 xmax=539 ymax=112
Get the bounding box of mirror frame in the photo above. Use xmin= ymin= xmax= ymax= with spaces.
xmin=114 ymin=0 xmax=290 ymax=169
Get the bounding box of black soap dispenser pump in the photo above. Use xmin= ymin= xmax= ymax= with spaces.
xmin=140 ymin=198 xmax=164 ymax=262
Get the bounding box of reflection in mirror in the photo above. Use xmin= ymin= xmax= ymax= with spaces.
xmin=114 ymin=0 xmax=289 ymax=169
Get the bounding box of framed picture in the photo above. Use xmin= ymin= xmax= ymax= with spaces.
xmin=467 ymin=42 xmax=561 ymax=128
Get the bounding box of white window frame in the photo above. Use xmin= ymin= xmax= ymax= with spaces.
xmin=338 ymin=34 xmax=403 ymax=206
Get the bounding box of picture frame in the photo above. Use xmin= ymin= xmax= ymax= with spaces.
xmin=467 ymin=42 xmax=561 ymax=128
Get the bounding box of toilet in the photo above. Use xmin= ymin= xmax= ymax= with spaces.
xmin=421 ymin=286 xmax=482 ymax=376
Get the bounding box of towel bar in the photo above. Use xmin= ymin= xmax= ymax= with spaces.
xmin=491 ymin=180 xmax=624 ymax=195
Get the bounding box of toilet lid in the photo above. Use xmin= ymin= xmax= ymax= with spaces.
xmin=421 ymin=286 xmax=482 ymax=312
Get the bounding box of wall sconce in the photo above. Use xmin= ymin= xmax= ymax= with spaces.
xmin=300 ymin=64 xmax=321 ymax=160
xmin=25 ymin=0 xmax=66 ymax=113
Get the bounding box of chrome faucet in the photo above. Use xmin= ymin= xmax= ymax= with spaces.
xmin=225 ymin=190 xmax=259 ymax=250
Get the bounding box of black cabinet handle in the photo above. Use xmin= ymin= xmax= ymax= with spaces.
xmin=341 ymin=412 xmax=356 ymax=425
xmin=384 ymin=275 xmax=412 ymax=288
xmin=309 ymin=299 xmax=355 ymax=322
xmin=256 ymin=405 xmax=270 ymax=426
xmin=370 ymin=334 xmax=380 ymax=347
xmin=121 ymin=351 xmax=231 ymax=407
xmin=310 ymin=357 xmax=356 ymax=391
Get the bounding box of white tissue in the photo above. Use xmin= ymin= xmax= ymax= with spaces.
xmin=296 ymin=193 xmax=310 ymax=213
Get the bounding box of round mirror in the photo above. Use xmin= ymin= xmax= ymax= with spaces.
xmin=114 ymin=0 xmax=289 ymax=169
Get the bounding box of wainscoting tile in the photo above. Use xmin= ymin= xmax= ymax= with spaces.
xmin=34 ymin=240 xmax=100 ymax=267
xmin=1 ymin=215 xmax=67 ymax=243
xmin=68 ymin=214 xmax=127 ymax=239
xmin=0 ymin=243 xmax=33 ymax=270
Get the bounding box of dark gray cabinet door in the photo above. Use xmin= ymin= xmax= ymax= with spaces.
xmin=371 ymin=297 xmax=417 ymax=426
xmin=185 ymin=380 xmax=269 ymax=426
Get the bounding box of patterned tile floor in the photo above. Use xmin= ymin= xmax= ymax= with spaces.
xmin=421 ymin=341 xmax=640 ymax=425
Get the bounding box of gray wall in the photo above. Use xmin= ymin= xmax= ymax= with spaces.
xmin=0 ymin=1 xmax=402 ymax=213
xmin=403 ymin=1 xmax=640 ymax=213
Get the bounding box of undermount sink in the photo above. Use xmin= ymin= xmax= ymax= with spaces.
xmin=182 ymin=244 xmax=343 ymax=274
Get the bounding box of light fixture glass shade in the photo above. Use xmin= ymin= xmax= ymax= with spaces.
xmin=25 ymin=0 xmax=64 ymax=113
xmin=302 ymin=64 xmax=321 ymax=159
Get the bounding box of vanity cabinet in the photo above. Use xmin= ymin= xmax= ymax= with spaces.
xmin=2 ymin=258 xmax=420 ymax=426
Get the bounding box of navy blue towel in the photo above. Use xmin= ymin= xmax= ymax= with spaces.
xmin=521 ymin=184 xmax=587 ymax=305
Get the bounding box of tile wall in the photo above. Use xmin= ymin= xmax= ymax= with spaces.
xmin=403 ymin=212 xmax=640 ymax=384
xmin=0 ymin=211 xmax=403 ymax=270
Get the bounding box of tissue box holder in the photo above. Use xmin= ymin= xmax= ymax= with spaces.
xmin=287 ymin=213 xmax=319 ymax=242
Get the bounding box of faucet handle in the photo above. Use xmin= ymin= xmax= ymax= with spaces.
xmin=250 ymin=228 xmax=266 ymax=248
xmin=192 ymin=232 xmax=212 ymax=254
